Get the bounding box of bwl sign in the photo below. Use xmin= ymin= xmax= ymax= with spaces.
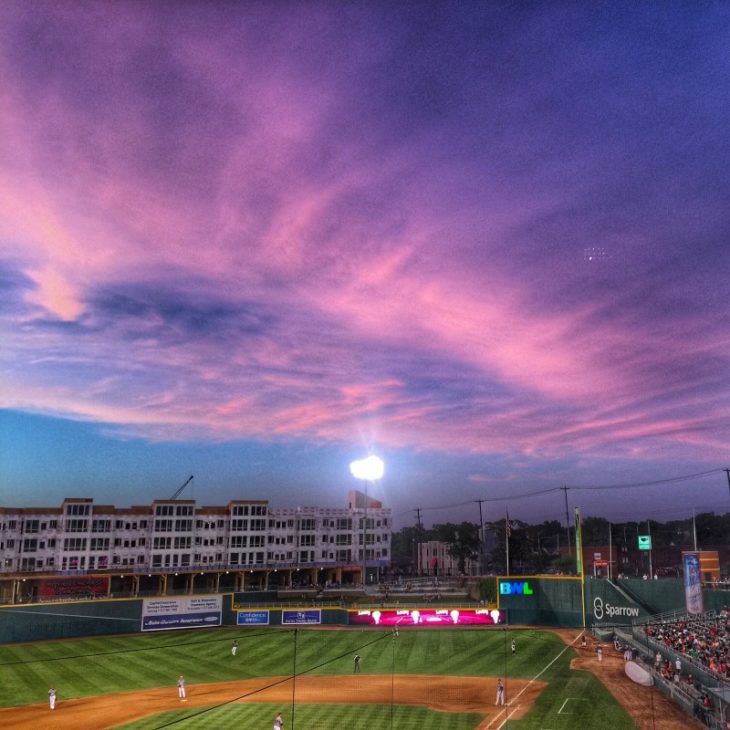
xmin=499 ymin=580 xmax=534 ymax=595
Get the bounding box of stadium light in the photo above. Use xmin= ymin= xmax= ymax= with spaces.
xmin=349 ymin=455 xmax=385 ymax=481
xmin=349 ymin=456 xmax=385 ymax=587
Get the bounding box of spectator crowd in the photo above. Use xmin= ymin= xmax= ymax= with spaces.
xmin=643 ymin=607 xmax=730 ymax=681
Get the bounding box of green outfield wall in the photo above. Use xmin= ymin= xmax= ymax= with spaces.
xmin=497 ymin=576 xmax=584 ymax=627
xmin=614 ymin=578 xmax=729 ymax=615
xmin=497 ymin=576 xmax=730 ymax=629
xmin=1 ymin=579 xmax=725 ymax=643
xmin=0 ymin=598 xmax=143 ymax=643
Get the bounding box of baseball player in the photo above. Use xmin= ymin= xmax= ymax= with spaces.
xmin=495 ymin=678 xmax=505 ymax=705
xmin=354 ymin=654 xmax=361 ymax=673
xmin=48 ymin=687 xmax=56 ymax=710
xmin=231 ymin=639 xmax=239 ymax=657
xmin=177 ymin=675 xmax=187 ymax=700
xmin=511 ymin=639 xmax=516 ymax=655
xmin=274 ymin=711 xmax=283 ymax=729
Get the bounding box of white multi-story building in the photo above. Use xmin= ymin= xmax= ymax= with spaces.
xmin=0 ymin=492 xmax=391 ymax=597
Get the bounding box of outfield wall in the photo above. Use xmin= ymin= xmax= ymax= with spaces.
xmin=497 ymin=576 xmax=729 ymax=629
xmin=0 ymin=599 xmax=143 ymax=643
xmin=497 ymin=576 xmax=583 ymax=627
xmin=617 ymin=578 xmax=730 ymax=614
xmin=1 ymin=579 xmax=725 ymax=643
xmin=0 ymin=596 xmax=239 ymax=643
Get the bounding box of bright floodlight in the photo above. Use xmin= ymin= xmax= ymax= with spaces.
xmin=349 ymin=455 xmax=384 ymax=481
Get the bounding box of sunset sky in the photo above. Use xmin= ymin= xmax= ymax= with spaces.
xmin=1 ymin=2 xmax=728 ymax=527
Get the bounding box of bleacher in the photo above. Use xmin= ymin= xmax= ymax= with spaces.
xmin=624 ymin=608 xmax=730 ymax=729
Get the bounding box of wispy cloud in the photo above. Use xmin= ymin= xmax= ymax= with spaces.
xmin=1 ymin=1 xmax=728 ymax=508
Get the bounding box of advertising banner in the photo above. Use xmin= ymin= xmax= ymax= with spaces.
xmin=38 ymin=576 xmax=109 ymax=600
xmin=683 ymin=552 xmax=704 ymax=615
xmin=141 ymin=595 xmax=222 ymax=631
xmin=282 ymin=609 xmax=321 ymax=625
xmin=237 ymin=610 xmax=270 ymax=625
xmin=348 ymin=608 xmax=503 ymax=626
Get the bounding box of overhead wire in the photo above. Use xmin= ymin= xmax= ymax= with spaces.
xmin=409 ymin=467 xmax=727 ymax=517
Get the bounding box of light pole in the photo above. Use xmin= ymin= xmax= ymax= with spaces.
xmin=350 ymin=455 xmax=385 ymax=588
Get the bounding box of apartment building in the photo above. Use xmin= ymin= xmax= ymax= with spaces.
xmin=0 ymin=491 xmax=391 ymax=581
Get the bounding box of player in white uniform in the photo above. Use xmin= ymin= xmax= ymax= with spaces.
xmin=274 ymin=711 xmax=283 ymax=729
xmin=177 ymin=675 xmax=187 ymax=700
xmin=48 ymin=687 xmax=56 ymax=710
xmin=495 ymin=679 xmax=504 ymax=705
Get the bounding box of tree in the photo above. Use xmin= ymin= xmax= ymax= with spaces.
xmin=390 ymin=525 xmax=430 ymax=574
xmin=432 ymin=522 xmax=480 ymax=574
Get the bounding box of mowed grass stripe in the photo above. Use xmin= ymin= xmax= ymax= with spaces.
xmin=116 ymin=702 xmax=483 ymax=730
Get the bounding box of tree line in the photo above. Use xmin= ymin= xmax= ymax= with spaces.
xmin=391 ymin=512 xmax=730 ymax=576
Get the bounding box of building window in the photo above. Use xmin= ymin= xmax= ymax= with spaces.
xmin=66 ymin=519 xmax=88 ymax=533
xmin=65 ymin=504 xmax=90 ymax=516
xmin=63 ymin=538 xmax=87 ymax=551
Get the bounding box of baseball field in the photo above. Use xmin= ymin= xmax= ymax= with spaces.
xmin=0 ymin=625 xmax=684 ymax=729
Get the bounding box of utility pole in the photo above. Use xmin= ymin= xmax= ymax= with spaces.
xmin=647 ymin=519 xmax=653 ymax=578
xmin=505 ymin=509 xmax=510 ymax=577
xmin=561 ymin=486 xmax=572 ymax=556
xmin=693 ymin=507 xmax=698 ymax=551
xmin=475 ymin=499 xmax=486 ymax=573
xmin=725 ymin=468 xmax=730 ymax=496
xmin=608 ymin=521 xmax=613 ymax=580
xmin=413 ymin=508 xmax=423 ymax=576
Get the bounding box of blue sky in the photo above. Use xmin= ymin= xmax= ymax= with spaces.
xmin=1 ymin=2 xmax=729 ymax=527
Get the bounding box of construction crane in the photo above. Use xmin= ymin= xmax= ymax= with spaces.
xmin=170 ymin=475 xmax=194 ymax=500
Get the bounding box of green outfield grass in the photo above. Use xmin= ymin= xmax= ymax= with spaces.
xmin=0 ymin=627 xmax=638 ymax=729
xmin=117 ymin=702 xmax=483 ymax=729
